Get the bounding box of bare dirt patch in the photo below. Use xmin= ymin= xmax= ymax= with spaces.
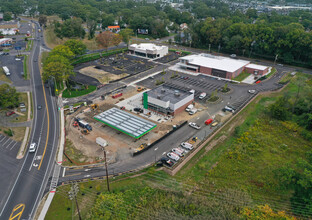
xmin=79 ymin=66 xmax=128 ymax=84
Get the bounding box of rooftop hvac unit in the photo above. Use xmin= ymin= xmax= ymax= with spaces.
xmin=161 ymin=89 xmax=166 ymax=93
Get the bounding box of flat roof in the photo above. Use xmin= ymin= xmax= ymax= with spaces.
xmin=245 ymin=63 xmax=268 ymax=71
xmin=180 ymin=53 xmax=250 ymax=73
xmin=94 ymin=107 xmax=157 ymax=139
xmin=129 ymin=43 xmax=167 ymax=51
xmin=146 ymin=84 xmax=194 ymax=104
xmin=0 ymin=38 xmax=12 ymax=43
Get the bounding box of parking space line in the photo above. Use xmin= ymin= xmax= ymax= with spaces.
xmin=10 ymin=142 xmax=18 ymax=150
xmin=0 ymin=135 xmax=6 ymax=143
xmin=6 ymin=139 xmax=14 ymax=149
xmin=2 ymin=138 xmax=11 ymax=146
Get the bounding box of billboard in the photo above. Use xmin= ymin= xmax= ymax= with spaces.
xmin=137 ymin=29 xmax=148 ymax=35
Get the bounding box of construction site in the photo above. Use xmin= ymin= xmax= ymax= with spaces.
xmin=64 ymin=84 xmax=207 ymax=165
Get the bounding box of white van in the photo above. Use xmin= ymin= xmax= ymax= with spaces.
xmin=185 ymin=104 xmax=193 ymax=112
xmin=3 ymin=66 xmax=10 ymax=76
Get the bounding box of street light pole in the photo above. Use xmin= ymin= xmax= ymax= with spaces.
xmin=103 ymin=148 xmax=110 ymax=192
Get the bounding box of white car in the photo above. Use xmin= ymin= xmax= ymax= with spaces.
xmin=29 ymin=142 xmax=37 ymax=153
xmin=189 ymin=89 xmax=195 ymax=94
xmin=230 ymin=54 xmax=237 ymax=58
xmin=189 ymin=122 xmax=201 ymax=129
xmin=167 ymin=152 xmax=180 ymax=161
xmin=181 ymin=142 xmax=193 ymax=150
xmin=199 ymin=92 xmax=207 ymax=99
xmin=248 ymin=90 xmax=256 ymax=94
xmin=189 ymin=108 xmax=197 ymax=115
xmin=171 ymin=148 xmax=184 ymax=157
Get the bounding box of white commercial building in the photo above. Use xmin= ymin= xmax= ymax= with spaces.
xmin=128 ymin=43 xmax=168 ymax=59
xmin=0 ymin=38 xmax=13 ymax=46
xmin=143 ymin=85 xmax=194 ymax=116
xmin=178 ymin=53 xmax=269 ymax=79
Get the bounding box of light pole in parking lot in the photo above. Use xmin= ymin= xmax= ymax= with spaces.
xmin=102 ymin=147 xmax=110 ymax=192
xmin=274 ymin=54 xmax=278 ymax=65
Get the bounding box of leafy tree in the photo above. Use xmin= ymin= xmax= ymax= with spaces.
xmin=119 ymin=28 xmax=133 ymax=46
xmin=49 ymin=45 xmax=74 ymax=59
xmin=54 ymin=18 xmax=85 ymax=39
xmin=38 ymin=15 xmax=47 ymax=27
xmin=3 ymin=12 xmax=12 ymax=21
xmin=64 ymin=40 xmax=86 ymax=56
xmin=87 ymin=18 xmax=97 ymax=40
xmin=96 ymin=31 xmax=114 ymax=51
xmin=112 ymin=34 xmax=122 ymax=47
xmin=43 ymin=58 xmax=74 ymax=83
xmin=0 ymin=84 xmax=19 ymax=109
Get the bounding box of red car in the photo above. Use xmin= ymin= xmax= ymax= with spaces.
xmin=6 ymin=111 xmax=15 ymax=116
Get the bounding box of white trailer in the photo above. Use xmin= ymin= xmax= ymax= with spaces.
xmin=2 ymin=66 xmax=10 ymax=76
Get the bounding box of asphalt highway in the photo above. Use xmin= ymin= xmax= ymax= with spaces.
xmin=0 ymin=21 xmax=59 ymax=220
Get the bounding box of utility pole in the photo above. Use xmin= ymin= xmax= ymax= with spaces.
xmin=68 ymin=182 xmax=82 ymax=220
xmin=209 ymin=44 xmax=211 ymax=53
xmin=103 ymin=148 xmax=110 ymax=192
xmin=274 ymin=54 xmax=278 ymax=65
xmin=218 ymin=44 xmax=221 ymax=53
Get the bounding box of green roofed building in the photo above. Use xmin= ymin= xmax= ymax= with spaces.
xmin=94 ymin=107 xmax=157 ymax=139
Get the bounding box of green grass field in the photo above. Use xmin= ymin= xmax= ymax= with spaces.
xmin=234 ymin=70 xmax=250 ymax=81
xmin=47 ymin=74 xmax=311 ymax=219
xmin=62 ymin=85 xmax=96 ymax=98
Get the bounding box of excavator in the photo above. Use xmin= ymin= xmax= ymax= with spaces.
xmin=91 ymin=104 xmax=99 ymax=110
xmin=81 ymin=129 xmax=90 ymax=135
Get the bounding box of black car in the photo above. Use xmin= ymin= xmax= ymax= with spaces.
xmin=133 ymin=107 xmax=143 ymax=113
xmin=160 ymin=157 xmax=174 ymax=167
xmin=37 ymin=105 xmax=42 ymax=110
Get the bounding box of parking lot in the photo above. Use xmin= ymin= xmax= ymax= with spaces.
xmin=73 ymin=53 xmax=157 ymax=85
xmin=0 ymin=55 xmax=28 ymax=86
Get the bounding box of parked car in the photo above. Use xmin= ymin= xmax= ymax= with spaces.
xmin=189 ymin=89 xmax=195 ymax=94
xmin=199 ymin=92 xmax=207 ymax=100
xmin=183 ymin=76 xmax=189 ymax=80
xmin=227 ymin=105 xmax=237 ymax=111
xmin=189 ymin=122 xmax=201 ymax=129
xmin=20 ymin=103 xmax=26 ymax=108
xmin=205 ymin=119 xmax=213 ymax=125
xmin=133 ymin=107 xmax=143 ymax=113
xmin=181 ymin=142 xmax=193 ymax=150
xmin=160 ymin=157 xmax=174 ymax=167
xmin=248 ymin=90 xmax=256 ymax=94
xmin=29 ymin=142 xmax=37 ymax=153
xmin=171 ymin=148 xmax=184 ymax=157
xmin=211 ymin=121 xmax=219 ymax=127
xmin=189 ymin=108 xmax=197 ymax=115
xmin=185 ymin=104 xmax=194 ymax=112
xmin=167 ymin=152 xmax=180 ymax=161
xmin=224 ymin=106 xmax=234 ymax=112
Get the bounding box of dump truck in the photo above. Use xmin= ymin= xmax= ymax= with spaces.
xmin=91 ymin=104 xmax=98 ymax=110
xmin=137 ymin=87 xmax=145 ymax=92
xmin=75 ymin=118 xmax=92 ymax=131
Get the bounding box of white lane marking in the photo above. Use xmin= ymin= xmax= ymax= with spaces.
xmin=0 ymin=136 xmax=6 ymax=142
xmin=6 ymin=139 xmax=14 ymax=149
xmin=10 ymin=142 xmax=18 ymax=150
xmin=29 ymin=57 xmax=59 ymax=219
xmin=162 ymin=152 xmax=166 ymax=155
xmin=2 ymin=138 xmax=11 ymax=146
xmin=154 ymin=147 xmax=158 ymax=151
xmin=29 ymin=109 xmax=47 ymax=172
xmin=62 ymin=168 xmax=66 ymax=177
xmin=85 ymin=169 xmax=91 ymax=171
xmin=84 ymin=175 xmax=90 ymax=178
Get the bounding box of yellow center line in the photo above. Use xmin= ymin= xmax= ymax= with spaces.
xmin=38 ymin=79 xmax=50 ymax=170
xmin=9 ymin=203 xmax=25 ymax=220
